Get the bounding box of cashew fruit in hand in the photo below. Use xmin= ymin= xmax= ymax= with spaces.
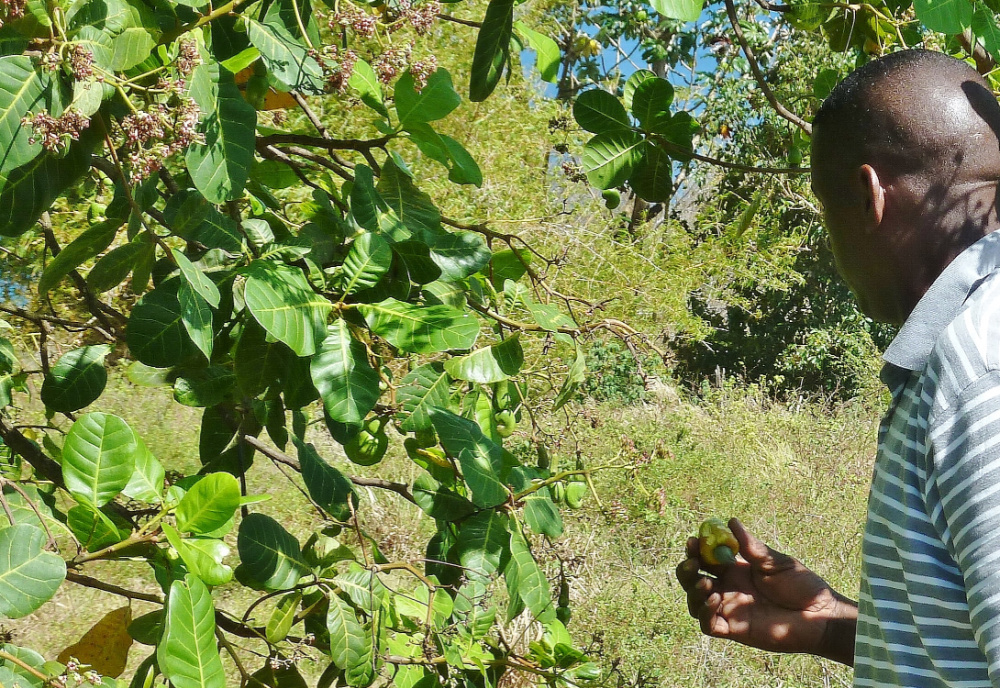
xmin=698 ymin=517 xmax=739 ymax=565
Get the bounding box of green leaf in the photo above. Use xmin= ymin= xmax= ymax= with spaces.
xmin=235 ymin=320 xmax=290 ymax=398
xmin=178 ymin=281 xmax=215 ymax=362
xmin=395 ymin=68 xmax=461 ymax=127
xmin=469 ymin=0 xmax=514 ymax=101
xmin=265 ymin=592 xmax=302 ymax=644
xmin=310 ymin=319 xmax=380 ymax=425
xmin=358 ymin=298 xmax=479 ymax=354
xmin=62 ymin=412 xmax=138 ymax=508
xmin=553 ymin=344 xmax=586 ymax=411
xmin=38 ymin=220 xmax=121 ymax=295
xmin=172 ymin=249 xmax=221 ymax=308
xmin=157 ymin=575 xmax=226 ymax=688
xmin=244 ymin=261 xmax=331 ymax=357
xmin=629 ymin=144 xmax=673 ymax=203
xmin=186 ymin=62 xmax=256 ymax=204
xmin=913 ymin=0 xmax=972 ymax=33
xmin=0 ymin=56 xmax=48 ymax=178
xmin=122 ymin=437 xmax=165 ymax=503
xmin=87 ymin=241 xmax=148 ymax=293
xmin=429 ymin=408 xmax=514 ymax=508
xmin=326 ymin=594 xmax=375 ymax=687
xmin=0 ymin=524 xmax=66 ymax=618
xmin=246 ymin=18 xmax=323 ymax=92
xmin=296 ymin=439 xmax=357 ymax=522
xmin=513 ymin=22 xmax=560 ymax=83
xmin=622 ymin=70 xmax=656 ymax=112
xmin=510 ymin=469 xmax=563 ymax=537
xmin=175 ymin=472 xmax=242 ymax=535
xmin=397 ymin=363 xmax=451 ymax=431
xmin=163 ymin=190 xmax=243 ymax=252
xmin=974 ymin=6 xmax=1000 ymax=61
xmin=412 ymin=474 xmax=477 ymax=521
xmin=174 ymin=366 xmax=236 ymax=408
xmin=505 ymin=527 xmax=556 ymax=622
xmin=40 ymin=345 xmax=110 ymax=413
xmin=650 ymin=0 xmax=704 ymax=21
xmin=334 ymin=568 xmax=388 ymax=613
xmin=427 ymin=231 xmax=491 ymax=282
xmin=631 ymin=77 xmax=673 ymax=129
xmin=348 ymin=59 xmax=389 ymax=119
xmin=573 ymin=89 xmax=631 ymax=135
xmin=67 ymin=503 xmax=128 ymax=551
xmin=162 ymin=524 xmax=233 ymax=587
xmin=456 ymin=511 xmax=509 ymax=583
xmin=392 ymin=240 xmax=441 ymax=284
xmin=582 ymin=131 xmax=644 ymax=189
xmin=109 ymin=26 xmax=155 ymax=70
xmin=377 ymin=159 xmax=443 ymax=238
xmin=128 ymin=282 xmax=199 ymax=368
xmin=340 ymin=233 xmax=393 ymax=295
xmin=405 ymin=122 xmax=483 ymax=186
xmin=444 ymin=336 xmax=523 ymax=383
xmin=236 ymin=513 xmax=308 ymax=590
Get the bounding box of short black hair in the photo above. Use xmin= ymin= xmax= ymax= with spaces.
xmin=812 ymin=49 xmax=1000 ymax=183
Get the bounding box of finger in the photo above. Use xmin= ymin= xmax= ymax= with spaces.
xmin=675 ymin=556 xmax=702 ymax=590
xmin=729 ymin=518 xmax=792 ymax=569
xmin=685 ymin=536 xmax=699 ymax=558
xmin=698 ymin=590 xmax=726 ymax=638
xmin=687 ymin=576 xmax=715 ymax=618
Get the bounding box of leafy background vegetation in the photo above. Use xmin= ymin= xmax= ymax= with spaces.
xmin=0 ymin=0 xmax=987 ymax=683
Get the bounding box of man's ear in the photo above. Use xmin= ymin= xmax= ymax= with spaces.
xmin=859 ymin=164 xmax=885 ymax=229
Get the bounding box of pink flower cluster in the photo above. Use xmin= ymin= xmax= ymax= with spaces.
xmin=314 ymin=45 xmax=359 ymax=93
xmin=176 ymin=38 xmax=200 ymax=76
xmin=406 ymin=0 xmax=440 ymax=34
xmin=120 ymin=99 xmax=202 ymax=180
xmin=22 ymin=110 xmax=90 ymax=153
xmin=372 ymin=43 xmax=411 ymax=84
xmin=0 ymin=0 xmax=25 ymax=28
xmin=409 ymin=55 xmax=437 ymax=91
xmin=67 ymin=44 xmax=94 ymax=80
xmin=330 ymin=4 xmax=377 ymax=37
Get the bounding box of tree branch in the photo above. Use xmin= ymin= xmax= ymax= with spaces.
xmin=724 ymin=0 xmax=811 ymax=135
xmin=959 ymin=29 xmax=996 ymax=75
xmin=257 ymin=133 xmax=393 ymax=152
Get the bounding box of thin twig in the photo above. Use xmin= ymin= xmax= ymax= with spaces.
xmin=436 ymin=13 xmax=480 ymax=27
xmin=65 ymin=570 xmax=165 ymax=604
xmin=724 ymin=0 xmax=811 ymax=135
xmin=240 ymin=435 xmax=417 ymax=504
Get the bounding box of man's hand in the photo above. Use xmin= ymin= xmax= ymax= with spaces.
xmin=675 ymin=518 xmax=857 ymax=666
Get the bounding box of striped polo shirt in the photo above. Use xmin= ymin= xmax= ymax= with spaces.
xmin=855 ymin=230 xmax=1000 ymax=687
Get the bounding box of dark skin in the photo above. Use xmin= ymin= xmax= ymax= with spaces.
xmin=676 ymin=53 xmax=1000 ymax=667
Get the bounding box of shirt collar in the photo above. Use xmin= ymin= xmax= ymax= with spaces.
xmin=883 ymin=230 xmax=1000 ymax=371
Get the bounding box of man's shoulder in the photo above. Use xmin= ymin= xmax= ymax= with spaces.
xmin=929 ymin=270 xmax=1000 ymax=388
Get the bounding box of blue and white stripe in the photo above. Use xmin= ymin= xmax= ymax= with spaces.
xmin=856 ymin=231 xmax=1000 ymax=687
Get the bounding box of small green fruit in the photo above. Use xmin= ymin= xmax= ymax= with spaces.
xmin=552 ymin=481 xmax=566 ymax=504
xmin=495 ymin=409 xmax=516 ymax=437
xmin=565 ymin=482 xmax=587 ymax=509
xmin=344 ymin=425 xmax=388 ymax=466
xmin=602 ymin=189 xmax=621 ymax=209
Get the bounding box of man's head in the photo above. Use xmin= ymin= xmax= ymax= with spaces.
xmin=812 ymin=49 xmax=1000 ymax=324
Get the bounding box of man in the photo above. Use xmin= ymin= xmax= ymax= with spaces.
xmin=676 ymin=49 xmax=1000 ymax=686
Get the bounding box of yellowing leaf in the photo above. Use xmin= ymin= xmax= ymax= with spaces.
xmin=57 ymin=606 xmax=134 ymax=677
